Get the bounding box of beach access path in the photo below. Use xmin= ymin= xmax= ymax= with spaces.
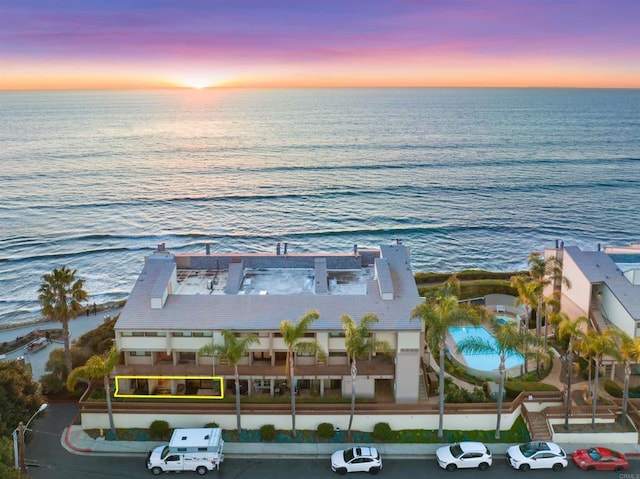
xmin=0 ymin=307 xmax=122 ymax=380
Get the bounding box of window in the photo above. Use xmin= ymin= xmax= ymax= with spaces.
xmin=179 ymin=352 xmax=196 ymax=361
xmin=129 ymin=351 xmax=151 ymax=357
xmin=144 ymin=332 xmax=166 ymax=337
xmin=329 ymin=332 xmax=345 ymax=338
xmin=192 ymin=331 xmax=213 ymax=337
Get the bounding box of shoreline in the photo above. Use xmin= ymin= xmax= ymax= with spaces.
xmin=0 ymin=299 xmax=126 ymax=332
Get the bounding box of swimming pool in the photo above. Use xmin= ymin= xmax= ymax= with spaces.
xmin=449 ymin=326 xmax=524 ymax=372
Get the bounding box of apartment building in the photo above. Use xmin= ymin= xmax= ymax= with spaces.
xmin=546 ymin=242 xmax=640 ymax=338
xmin=112 ymin=242 xmax=422 ymax=403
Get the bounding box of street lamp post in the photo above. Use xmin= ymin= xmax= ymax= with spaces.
xmin=13 ymin=403 xmax=48 ymax=476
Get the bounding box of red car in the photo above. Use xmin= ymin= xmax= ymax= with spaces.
xmin=572 ymin=447 xmax=628 ymax=471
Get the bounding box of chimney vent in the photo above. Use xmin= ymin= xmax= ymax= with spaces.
xmin=205 ymin=243 xmax=211 ymax=255
xmin=283 ymin=242 xmax=288 ymax=255
xmin=276 ymin=243 xmax=281 ymax=255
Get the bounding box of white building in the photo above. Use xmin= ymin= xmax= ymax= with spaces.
xmin=111 ymin=242 xmax=422 ymax=403
xmin=546 ymin=242 xmax=640 ymax=338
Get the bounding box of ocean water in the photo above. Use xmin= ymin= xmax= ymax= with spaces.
xmin=1 ymin=88 xmax=639 ymax=327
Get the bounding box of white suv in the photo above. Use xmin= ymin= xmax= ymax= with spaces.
xmin=331 ymin=446 xmax=382 ymax=475
xmin=506 ymin=441 xmax=567 ymax=471
xmin=436 ymin=441 xmax=492 ymax=471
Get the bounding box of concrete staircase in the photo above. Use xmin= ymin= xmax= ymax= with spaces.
xmin=418 ymin=373 xmax=428 ymax=402
xmin=526 ymin=410 xmax=552 ymax=441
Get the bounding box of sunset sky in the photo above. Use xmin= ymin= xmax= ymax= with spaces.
xmin=1 ymin=0 xmax=639 ymax=90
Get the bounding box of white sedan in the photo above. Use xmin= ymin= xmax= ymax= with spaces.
xmin=331 ymin=446 xmax=382 ymax=475
xmin=506 ymin=441 xmax=568 ymax=471
xmin=436 ymin=441 xmax=493 ymax=471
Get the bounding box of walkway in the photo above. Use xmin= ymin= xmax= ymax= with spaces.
xmin=0 ymin=307 xmax=123 ymax=380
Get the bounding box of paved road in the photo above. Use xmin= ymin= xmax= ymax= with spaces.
xmin=23 ymin=403 xmax=638 ymax=479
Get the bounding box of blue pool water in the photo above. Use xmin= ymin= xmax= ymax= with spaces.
xmin=449 ymin=326 xmax=524 ymax=372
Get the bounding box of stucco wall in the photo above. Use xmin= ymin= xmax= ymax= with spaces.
xmin=81 ymin=408 xmax=518 ymax=432
xmin=561 ymin=254 xmax=592 ymax=317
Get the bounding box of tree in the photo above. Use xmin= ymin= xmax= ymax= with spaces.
xmin=457 ymin=319 xmax=535 ymax=439
xmin=609 ymin=328 xmax=640 ymax=427
xmin=583 ymin=328 xmax=619 ymax=428
xmin=199 ymin=330 xmax=259 ymax=434
xmin=0 ymin=437 xmax=22 ymax=479
xmin=510 ymin=274 xmax=538 ymax=331
xmin=280 ymin=310 xmax=322 ymax=438
xmin=410 ymin=276 xmax=485 ymax=438
xmin=38 ymin=266 xmax=89 ymax=376
xmin=557 ymin=314 xmax=588 ymax=428
xmin=67 ymin=347 xmax=119 ymax=437
xmin=525 ymin=252 xmax=570 ymax=340
xmin=0 ymin=361 xmax=46 ymax=437
xmin=341 ymin=313 xmax=391 ymax=436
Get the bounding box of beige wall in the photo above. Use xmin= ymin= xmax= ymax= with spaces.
xmin=561 ymin=254 xmax=592 ymax=317
xmin=601 ymin=286 xmax=636 ymax=337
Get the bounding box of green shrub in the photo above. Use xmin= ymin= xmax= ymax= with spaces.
xmin=445 ymin=382 xmax=488 ymax=403
xmin=372 ymin=422 xmax=393 ymax=442
xmin=259 ymin=424 xmax=276 ymax=442
xmin=604 ymin=379 xmax=623 ymax=398
xmin=204 ymin=422 xmax=219 ymax=428
xmin=504 ymin=381 xmax=558 ymax=399
xmin=317 ymin=422 xmax=335 ymax=439
xmin=149 ymin=420 xmax=171 ymax=440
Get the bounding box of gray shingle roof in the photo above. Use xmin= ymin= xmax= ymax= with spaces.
xmin=116 ymin=244 xmax=422 ymax=332
xmin=565 ymin=246 xmax=640 ymax=319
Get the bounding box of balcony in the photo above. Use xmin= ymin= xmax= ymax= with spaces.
xmin=113 ymin=355 xmax=394 ymax=380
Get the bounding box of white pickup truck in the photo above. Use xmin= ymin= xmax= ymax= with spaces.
xmin=146 ymin=428 xmax=224 ymax=475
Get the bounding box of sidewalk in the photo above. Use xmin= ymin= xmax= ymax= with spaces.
xmin=61 ymin=424 xmax=640 ymax=459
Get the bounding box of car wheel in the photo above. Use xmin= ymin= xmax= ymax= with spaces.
xmin=369 ymin=467 xmax=380 ymax=475
xmin=519 ymin=464 xmax=530 ymax=471
xmin=479 ymin=462 xmax=489 ymax=471
xmin=446 ymin=463 xmax=457 ymax=472
xmin=336 ymin=468 xmax=347 ymax=475
xmin=615 ymin=466 xmax=624 ymax=472
xmin=196 ymin=465 xmax=208 ymax=475
xmin=552 ymin=463 xmax=564 ymax=472
xmin=151 ymin=467 xmax=162 ymax=476
xmin=586 ymin=465 xmax=595 ymax=471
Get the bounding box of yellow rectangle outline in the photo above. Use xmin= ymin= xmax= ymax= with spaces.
xmin=115 ymin=375 xmax=225 ymax=399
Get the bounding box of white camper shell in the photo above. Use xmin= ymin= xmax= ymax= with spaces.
xmin=146 ymin=428 xmax=224 ymax=475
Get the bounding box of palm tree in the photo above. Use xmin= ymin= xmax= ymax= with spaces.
xmin=609 ymin=328 xmax=640 ymax=427
xmin=199 ymin=330 xmax=259 ymax=434
xmin=67 ymin=347 xmax=119 ymax=437
xmin=457 ymin=320 xmax=535 ymax=439
xmin=511 ymin=274 xmax=538 ymax=331
xmin=585 ymin=328 xmax=619 ymax=428
xmin=557 ymin=314 xmax=588 ymax=428
xmin=280 ymin=310 xmax=322 ymax=438
xmin=525 ymin=252 xmax=571 ymax=344
xmin=341 ymin=313 xmax=391 ymax=436
xmin=39 ymin=266 xmax=89 ymax=376
xmin=410 ymin=276 xmax=484 ymax=438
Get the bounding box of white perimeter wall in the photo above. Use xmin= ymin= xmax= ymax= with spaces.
xmin=80 ymin=406 xmax=521 ymax=433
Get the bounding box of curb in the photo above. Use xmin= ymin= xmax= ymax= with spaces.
xmin=62 ymin=412 xmax=93 ymax=454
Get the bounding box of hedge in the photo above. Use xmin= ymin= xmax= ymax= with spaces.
xmin=418 ymin=280 xmax=517 ymax=300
